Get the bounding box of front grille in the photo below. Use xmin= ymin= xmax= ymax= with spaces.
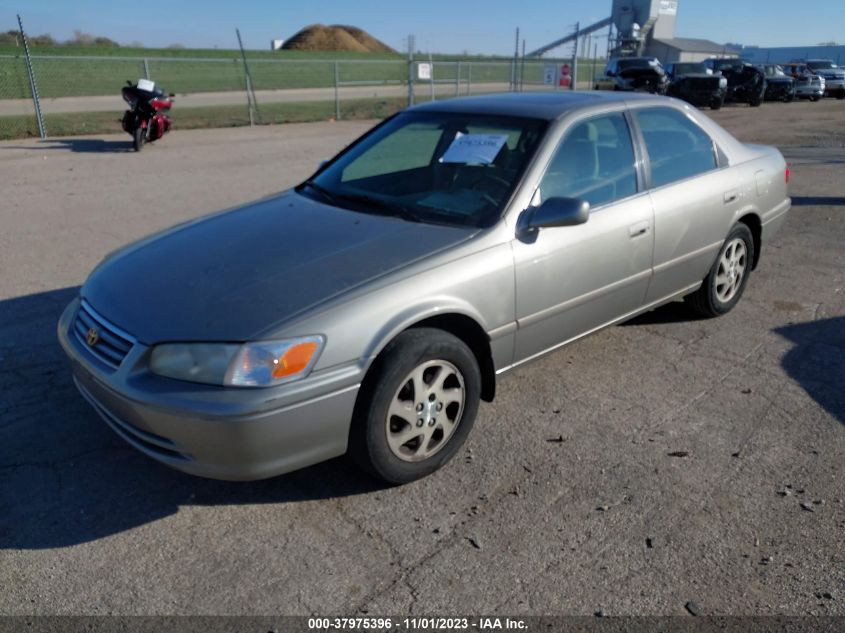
xmin=72 ymin=300 xmax=136 ymax=369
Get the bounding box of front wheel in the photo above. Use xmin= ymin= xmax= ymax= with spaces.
xmin=837 ymin=88 xmax=845 ymax=100
xmin=132 ymin=126 xmax=145 ymax=152
xmin=685 ymin=223 xmax=755 ymax=318
xmin=349 ymin=328 xmax=481 ymax=484
xmin=710 ymin=96 xmax=723 ymax=110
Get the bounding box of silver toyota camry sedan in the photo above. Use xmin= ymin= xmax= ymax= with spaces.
xmin=58 ymin=92 xmax=791 ymax=484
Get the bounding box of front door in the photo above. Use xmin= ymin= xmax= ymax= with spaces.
xmin=512 ymin=111 xmax=654 ymax=364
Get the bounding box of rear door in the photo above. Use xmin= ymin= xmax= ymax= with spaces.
xmin=632 ymin=106 xmax=742 ymax=303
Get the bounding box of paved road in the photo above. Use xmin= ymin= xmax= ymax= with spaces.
xmin=1 ymin=104 xmax=843 ymax=616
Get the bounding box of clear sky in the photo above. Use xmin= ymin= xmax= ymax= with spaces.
xmin=3 ymin=0 xmax=843 ymax=54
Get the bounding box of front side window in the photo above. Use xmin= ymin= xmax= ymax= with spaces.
xmin=635 ymin=107 xmax=718 ymax=188
xmin=300 ymin=111 xmax=546 ymax=228
xmin=536 ymin=112 xmax=638 ymax=209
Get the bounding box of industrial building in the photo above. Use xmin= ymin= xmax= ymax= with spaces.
xmin=529 ymin=0 xmax=737 ymax=63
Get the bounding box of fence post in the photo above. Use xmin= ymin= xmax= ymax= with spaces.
xmin=429 ymin=55 xmax=435 ymax=101
xmin=334 ymin=61 xmax=340 ymax=120
xmin=17 ymin=14 xmax=46 ymax=139
xmin=407 ymin=34 xmax=415 ymax=107
xmin=236 ymin=28 xmax=261 ymax=125
xmin=455 ymin=61 xmax=460 ymax=96
xmin=143 ymin=58 xmax=150 ymax=80
xmin=572 ymin=22 xmax=580 ymax=91
xmin=467 ymin=63 xmax=472 ymax=95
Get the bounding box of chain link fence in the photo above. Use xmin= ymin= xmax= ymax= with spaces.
xmin=0 ymin=54 xmax=601 ymax=140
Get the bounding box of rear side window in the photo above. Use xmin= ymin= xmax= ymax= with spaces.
xmin=636 ymin=107 xmax=718 ymax=188
xmin=538 ymin=112 xmax=638 ymax=208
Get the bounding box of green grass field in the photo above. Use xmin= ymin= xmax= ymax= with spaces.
xmin=1 ymin=45 xmax=599 ymax=100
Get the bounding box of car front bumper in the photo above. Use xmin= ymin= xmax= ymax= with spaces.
xmin=58 ymin=298 xmax=361 ymax=480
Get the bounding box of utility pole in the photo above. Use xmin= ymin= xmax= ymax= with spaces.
xmin=511 ymin=27 xmax=520 ymax=91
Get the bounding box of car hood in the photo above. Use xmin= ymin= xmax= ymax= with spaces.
xmin=82 ymin=191 xmax=477 ymax=343
xmin=765 ymin=76 xmax=793 ymax=83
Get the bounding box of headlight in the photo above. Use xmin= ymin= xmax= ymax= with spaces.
xmin=149 ymin=336 xmax=324 ymax=387
xmin=719 ymin=77 xmax=728 ymax=88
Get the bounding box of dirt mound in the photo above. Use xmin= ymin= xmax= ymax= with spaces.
xmin=282 ymin=24 xmax=395 ymax=53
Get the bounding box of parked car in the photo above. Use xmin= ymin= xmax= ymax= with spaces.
xmin=757 ymin=64 xmax=796 ymax=102
xmin=782 ymin=63 xmax=826 ymax=101
xmin=58 ymin=92 xmax=791 ymax=484
xmin=703 ymin=58 xmax=766 ymax=106
xmin=595 ymin=57 xmax=669 ymax=94
xmin=665 ymin=61 xmax=728 ymax=109
xmin=801 ymin=59 xmax=845 ymax=98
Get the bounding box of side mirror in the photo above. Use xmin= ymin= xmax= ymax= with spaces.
xmin=523 ymin=197 xmax=590 ymax=233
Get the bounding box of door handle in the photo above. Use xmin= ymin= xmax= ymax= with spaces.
xmin=724 ymin=189 xmax=739 ymax=204
xmin=628 ymin=221 xmax=650 ymax=238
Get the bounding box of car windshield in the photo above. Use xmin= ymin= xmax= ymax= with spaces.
xmin=713 ymin=59 xmax=742 ymax=70
xmin=807 ymin=60 xmax=836 ymax=70
xmin=672 ymin=63 xmax=707 ymax=75
xmin=298 ymin=111 xmax=547 ymax=228
xmin=763 ymin=65 xmax=786 ymax=77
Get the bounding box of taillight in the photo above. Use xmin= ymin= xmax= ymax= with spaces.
xmin=785 ymin=167 xmax=790 ymax=183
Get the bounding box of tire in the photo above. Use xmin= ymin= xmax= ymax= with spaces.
xmin=784 ymin=92 xmax=795 ymax=103
xmin=749 ymin=94 xmax=763 ymax=107
xmin=837 ymin=89 xmax=845 ymax=100
xmin=811 ymin=95 xmax=821 ymax=102
xmin=132 ymin=126 xmax=145 ymax=152
xmin=685 ymin=224 xmax=754 ymax=318
xmin=710 ymin=96 xmax=723 ymax=110
xmin=348 ymin=328 xmax=481 ymax=484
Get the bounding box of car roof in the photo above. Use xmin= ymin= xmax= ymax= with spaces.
xmin=407 ymin=91 xmax=661 ymax=121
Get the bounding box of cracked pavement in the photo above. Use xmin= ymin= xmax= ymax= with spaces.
xmin=1 ymin=103 xmax=843 ymax=616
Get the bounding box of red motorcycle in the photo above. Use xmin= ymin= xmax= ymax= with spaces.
xmin=121 ymin=79 xmax=174 ymax=152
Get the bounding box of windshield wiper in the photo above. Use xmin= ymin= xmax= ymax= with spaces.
xmin=299 ymin=180 xmax=340 ymax=206
xmin=333 ymin=192 xmax=422 ymax=223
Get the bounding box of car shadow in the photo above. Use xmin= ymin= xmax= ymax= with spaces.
xmin=0 ymin=287 xmax=384 ymax=551
xmin=791 ymin=196 xmax=845 ymax=206
xmin=775 ymin=316 xmax=845 ymax=427
xmin=2 ymin=138 xmax=133 ymax=153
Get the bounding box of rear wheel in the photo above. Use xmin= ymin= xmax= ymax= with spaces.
xmin=132 ymin=126 xmax=145 ymax=152
xmin=349 ymin=328 xmax=481 ymax=484
xmin=685 ymin=223 xmax=755 ymax=318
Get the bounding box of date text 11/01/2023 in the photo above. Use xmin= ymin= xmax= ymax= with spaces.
xmin=307 ymin=617 xmax=528 ymax=630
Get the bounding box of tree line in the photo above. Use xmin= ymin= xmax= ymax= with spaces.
xmin=1 ymin=29 xmax=122 ymax=47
